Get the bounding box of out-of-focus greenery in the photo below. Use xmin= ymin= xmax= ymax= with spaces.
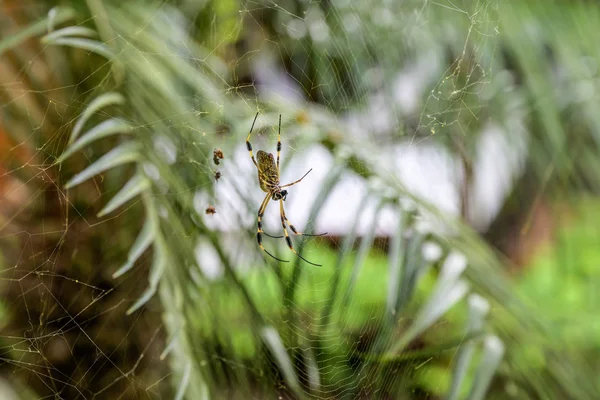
xmin=1 ymin=0 xmax=600 ymax=399
xmin=518 ymin=197 xmax=600 ymax=358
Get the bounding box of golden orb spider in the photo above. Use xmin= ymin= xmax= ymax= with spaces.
xmin=246 ymin=113 xmax=326 ymax=266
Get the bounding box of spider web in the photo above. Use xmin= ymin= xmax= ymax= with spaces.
xmin=0 ymin=0 xmax=505 ymax=399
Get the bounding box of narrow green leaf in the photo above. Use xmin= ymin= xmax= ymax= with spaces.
xmin=465 ymin=294 xmax=490 ymax=336
xmin=174 ymin=361 xmax=192 ymax=400
xmin=0 ymin=6 xmax=76 ymax=55
xmin=58 ymin=118 xmax=132 ymax=162
xmin=388 ymin=279 xmax=470 ymax=356
xmin=419 ymin=241 xmax=442 ymax=280
xmin=160 ymin=328 xmax=181 ymax=360
xmin=98 ymin=173 xmax=150 ymax=217
xmin=386 ymin=208 xmax=407 ymax=318
xmin=413 ymin=279 xmax=470 ymax=341
xmin=447 ymin=295 xmax=490 ymax=400
xmin=397 ymin=233 xmax=426 ymax=313
xmin=304 ymin=347 xmax=321 ymax=394
xmin=261 ymin=326 xmax=302 ymax=397
xmin=320 ymin=192 xmax=370 ymax=330
xmin=284 ymin=164 xmax=344 ymax=326
xmin=339 ymin=198 xmax=384 ymax=313
xmin=45 ymin=37 xmax=115 ymax=60
xmin=41 ymin=26 xmax=98 ymax=43
xmin=113 ymin=216 xmax=156 ymax=278
xmin=428 ymin=251 xmax=468 ymax=307
xmin=126 ymin=236 xmax=167 ymax=314
xmin=125 ymin=287 xmax=155 ymax=316
xmin=467 ymin=336 xmax=505 ymax=400
xmin=70 ymin=93 xmax=126 ymax=144
xmin=64 ymin=142 xmax=139 ymax=189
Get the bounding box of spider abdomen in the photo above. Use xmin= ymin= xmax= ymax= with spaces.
xmin=257 ymin=150 xmax=279 ymax=192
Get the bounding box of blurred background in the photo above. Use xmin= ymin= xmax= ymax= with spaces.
xmin=1 ymin=0 xmax=599 ymax=399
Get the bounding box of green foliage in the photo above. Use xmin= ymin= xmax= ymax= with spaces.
xmin=2 ymin=0 xmax=600 ymax=399
xmin=518 ymin=197 xmax=600 ymax=357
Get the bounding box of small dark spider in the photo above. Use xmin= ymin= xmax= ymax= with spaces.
xmin=214 ymin=170 xmax=222 ymax=181
xmin=213 ymin=149 xmax=224 ymax=165
xmin=246 ymin=113 xmax=326 ymax=266
xmin=205 ymin=205 xmax=217 ymax=215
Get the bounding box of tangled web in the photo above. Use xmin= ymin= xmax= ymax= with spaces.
xmin=0 ymin=0 xmax=501 ymax=398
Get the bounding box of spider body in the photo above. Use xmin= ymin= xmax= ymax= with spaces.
xmin=256 ymin=151 xmax=280 ymax=192
xmin=246 ymin=113 xmax=326 ymax=266
xmin=256 ymin=150 xmax=288 ymax=200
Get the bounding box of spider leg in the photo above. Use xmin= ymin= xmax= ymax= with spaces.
xmin=246 ymin=112 xmax=260 ymax=169
xmin=262 ymin=230 xmax=284 ymax=239
xmin=257 ymin=181 xmax=284 ymax=238
xmin=257 ymin=192 xmax=289 ymax=263
xmin=280 ymin=168 xmax=313 ymax=188
xmin=280 ymin=200 xmax=327 ymax=237
xmin=279 ymin=200 xmax=322 ymax=267
xmin=276 ymin=114 xmax=282 ymax=171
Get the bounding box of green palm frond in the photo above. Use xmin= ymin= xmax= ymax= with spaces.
xmin=2 ymin=1 xmax=600 ymax=399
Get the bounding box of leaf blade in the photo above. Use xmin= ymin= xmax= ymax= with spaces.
xmin=98 ymin=173 xmax=150 ymax=217
xmin=45 ymin=37 xmax=115 ymax=60
xmin=70 ymin=93 xmax=126 ymax=144
xmin=64 ymin=142 xmax=139 ymax=189
xmin=126 ymin=236 xmax=167 ymax=315
xmin=260 ymin=326 xmax=302 ymax=397
xmin=113 ymin=215 xmax=156 ymax=279
xmin=41 ymin=26 xmax=98 ymax=43
xmin=58 ymin=118 xmax=132 ymax=163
